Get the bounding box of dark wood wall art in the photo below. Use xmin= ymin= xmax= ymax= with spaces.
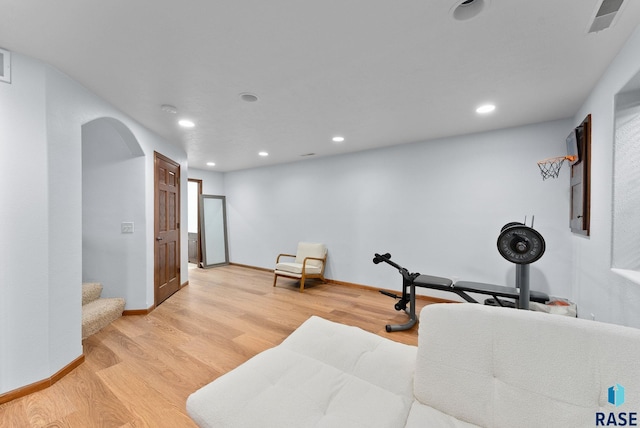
xmin=569 ymin=114 xmax=591 ymax=236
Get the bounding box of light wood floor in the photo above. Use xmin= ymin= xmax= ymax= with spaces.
xmin=0 ymin=265 xmax=436 ymax=427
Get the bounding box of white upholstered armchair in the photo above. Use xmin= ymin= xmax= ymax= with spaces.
xmin=273 ymin=242 xmax=327 ymax=292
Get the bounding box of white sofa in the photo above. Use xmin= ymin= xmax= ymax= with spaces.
xmin=187 ymin=303 xmax=640 ymax=427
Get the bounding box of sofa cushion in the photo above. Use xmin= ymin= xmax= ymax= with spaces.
xmin=405 ymin=401 xmax=480 ymax=428
xmin=187 ymin=316 xmax=417 ymax=428
xmin=279 ymin=316 xmax=416 ymax=397
xmin=414 ymin=303 xmax=640 ymax=428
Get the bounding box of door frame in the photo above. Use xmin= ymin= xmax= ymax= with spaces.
xmin=188 ymin=178 xmax=203 ymax=265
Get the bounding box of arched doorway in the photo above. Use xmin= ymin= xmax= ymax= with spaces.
xmin=81 ymin=117 xmax=146 ymax=309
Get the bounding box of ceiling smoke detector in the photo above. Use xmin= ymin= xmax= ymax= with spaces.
xmin=451 ymin=0 xmax=490 ymax=21
xmin=240 ymin=92 xmax=259 ymax=102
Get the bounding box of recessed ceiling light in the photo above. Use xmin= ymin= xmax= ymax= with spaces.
xmin=178 ymin=119 xmax=195 ymax=128
xmin=240 ymin=92 xmax=259 ymax=102
xmin=161 ymin=104 xmax=178 ymax=114
xmin=258 ymin=151 xmax=269 ymax=157
xmin=476 ymin=104 xmax=496 ymax=114
xmin=206 ymin=162 xmax=216 ymax=166
xmin=332 ymin=136 xmax=345 ymax=143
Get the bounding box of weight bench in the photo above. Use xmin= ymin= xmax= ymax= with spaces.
xmin=374 ymin=253 xmax=550 ymax=332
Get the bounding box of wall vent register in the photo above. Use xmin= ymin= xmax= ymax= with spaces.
xmin=0 ymin=48 xmax=11 ymax=83
xmin=589 ymin=0 xmax=625 ymax=33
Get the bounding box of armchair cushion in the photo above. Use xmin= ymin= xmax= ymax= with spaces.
xmin=275 ymin=242 xmax=326 ymax=275
xmin=275 ymin=262 xmax=323 ymax=275
xmin=294 ymin=242 xmax=327 ymax=268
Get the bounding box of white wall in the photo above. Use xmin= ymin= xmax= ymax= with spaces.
xmin=43 ymin=62 xmax=189 ymax=313
xmin=224 ymin=119 xmax=574 ymax=302
xmin=571 ymin=26 xmax=640 ymax=327
xmin=0 ymin=55 xmax=52 ymax=394
xmin=189 ymin=168 xmax=225 ymax=195
xmin=0 ymin=53 xmax=188 ymax=395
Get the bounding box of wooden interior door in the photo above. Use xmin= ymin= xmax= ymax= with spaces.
xmin=155 ymin=152 xmax=181 ymax=305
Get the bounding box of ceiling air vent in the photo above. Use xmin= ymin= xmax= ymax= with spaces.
xmin=589 ymin=0 xmax=625 ymax=33
xmin=0 ymin=48 xmax=11 ymax=84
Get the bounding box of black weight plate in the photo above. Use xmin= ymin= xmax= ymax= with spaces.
xmin=497 ymin=225 xmax=545 ymax=264
xmin=501 ymin=222 xmax=523 ymax=232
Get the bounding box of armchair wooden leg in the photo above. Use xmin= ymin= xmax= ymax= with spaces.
xmin=299 ymin=275 xmax=305 ymax=292
xmin=273 ymin=274 xmax=278 ymax=287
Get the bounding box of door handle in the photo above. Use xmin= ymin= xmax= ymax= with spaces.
xmin=156 ymin=236 xmax=163 ymax=241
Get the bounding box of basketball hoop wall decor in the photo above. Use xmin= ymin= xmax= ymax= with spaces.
xmin=537 ymin=114 xmax=591 ymax=236
xmin=537 ymin=155 xmax=576 ymax=180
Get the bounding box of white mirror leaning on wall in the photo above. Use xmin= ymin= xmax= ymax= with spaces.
xmin=199 ymin=195 xmax=229 ymax=268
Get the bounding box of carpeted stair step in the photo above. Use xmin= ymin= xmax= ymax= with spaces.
xmin=82 ymin=297 xmax=125 ymax=340
xmin=82 ymin=282 xmax=103 ymax=305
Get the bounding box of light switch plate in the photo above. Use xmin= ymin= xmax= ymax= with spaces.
xmin=121 ymin=222 xmax=134 ymax=233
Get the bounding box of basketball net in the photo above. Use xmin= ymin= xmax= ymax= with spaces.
xmin=536 ymin=155 xmax=576 ymax=180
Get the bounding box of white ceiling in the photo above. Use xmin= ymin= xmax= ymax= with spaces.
xmin=1 ymin=0 xmax=640 ymax=171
